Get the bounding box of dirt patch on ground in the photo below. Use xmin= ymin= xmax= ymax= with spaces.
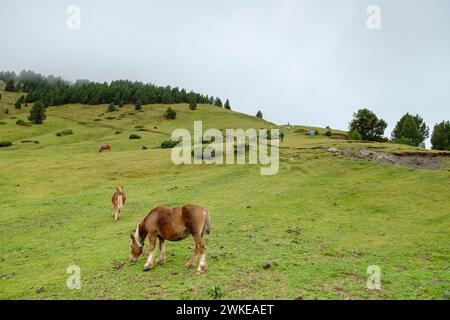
xmin=329 ymin=148 xmax=449 ymax=170
xmin=329 ymin=133 xmax=348 ymax=140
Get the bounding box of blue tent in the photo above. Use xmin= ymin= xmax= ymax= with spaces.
xmin=309 ymin=131 xmax=315 ymax=136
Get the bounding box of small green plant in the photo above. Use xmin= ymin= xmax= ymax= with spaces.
xmin=93 ymin=118 xmax=101 ymax=121
xmin=0 ymin=141 xmax=13 ymax=148
xmin=56 ymin=129 xmax=74 ymax=136
xmin=134 ymin=125 xmax=145 ymax=129
xmin=209 ymin=285 xmax=224 ymax=299
xmin=115 ymin=131 xmax=122 ymax=135
xmin=325 ymin=129 xmax=332 ymax=137
xmin=129 ymin=134 xmax=141 ymax=140
xmin=314 ymin=130 xmax=320 ymax=136
xmin=0 ymin=121 xmax=7 ymax=125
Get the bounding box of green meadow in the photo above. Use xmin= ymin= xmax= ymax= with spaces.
xmin=0 ymin=88 xmax=449 ymax=300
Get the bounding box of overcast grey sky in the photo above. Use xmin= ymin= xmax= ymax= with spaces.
xmin=0 ymin=0 xmax=449 ymax=142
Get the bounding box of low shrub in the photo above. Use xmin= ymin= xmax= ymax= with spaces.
xmin=56 ymin=129 xmax=74 ymax=136
xmin=325 ymin=129 xmax=332 ymax=136
xmin=107 ymin=103 xmax=117 ymax=113
xmin=0 ymin=121 xmax=7 ymax=125
xmin=0 ymin=141 xmax=12 ymax=148
xmin=16 ymin=119 xmax=30 ymax=126
xmin=20 ymin=140 xmax=39 ymax=144
xmin=161 ymin=139 xmax=180 ymax=149
xmin=115 ymin=131 xmax=122 ymax=135
xmin=348 ymin=129 xmax=362 ymax=140
xmin=129 ymin=134 xmax=141 ymax=140
xmin=164 ymin=107 xmax=177 ymax=120
xmin=135 ymin=125 xmax=145 ymax=129
xmin=93 ymin=118 xmax=102 ymax=121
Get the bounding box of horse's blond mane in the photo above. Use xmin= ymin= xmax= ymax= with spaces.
xmin=134 ymin=223 xmax=140 ymax=240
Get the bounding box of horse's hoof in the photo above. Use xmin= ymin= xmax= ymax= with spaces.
xmin=196 ymin=266 xmax=206 ymax=274
xmin=143 ymin=264 xmax=153 ymax=271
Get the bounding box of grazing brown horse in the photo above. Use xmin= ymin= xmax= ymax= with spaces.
xmin=112 ymin=187 xmax=126 ymax=222
xmin=129 ymin=205 xmax=211 ymax=274
xmin=99 ymin=144 xmax=112 ymax=153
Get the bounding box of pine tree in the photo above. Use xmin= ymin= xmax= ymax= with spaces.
xmin=28 ymin=100 xmax=47 ymax=124
xmin=161 ymin=90 xmax=172 ymax=104
xmin=256 ymin=110 xmax=263 ymax=119
xmin=135 ymin=100 xmax=142 ymax=111
xmin=189 ymin=97 xmax=197 ymax=111
xmin=209 ymin=96 xmax=214 ymax=105
xmin=14 ymin=95 xmax=25 ymax=109
xmin=5 ymin=79 xmax=15 ymax=92
xmin=431 ymin=121 xmax=450 ymax=151
xmin=349 ymin=108 xmax=387 ymax=141
xmin=164 ymin=107 xmax=177 ymax=119
xmin=224 ymin=99 xmax=231 ymax=110
xmin=391 ymin=113 xmax=429 ymax=147
xmin=214 ymin=98 xmax=222 ymax=107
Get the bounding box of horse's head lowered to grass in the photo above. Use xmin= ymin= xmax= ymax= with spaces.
xmin=129 ymin=233 xmax=144 ymax=262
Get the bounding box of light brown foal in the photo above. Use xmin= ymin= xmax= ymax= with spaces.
xmin=111 ymin=187 xmax=126 ymax=222
xmin=129 ymin=205 xmax=211 ymax=274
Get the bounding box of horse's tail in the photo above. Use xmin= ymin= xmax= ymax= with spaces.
xmin=117 ymin=194 xmax=124 ymax=209
xmin=203 ymin=208 xmax=211 ymax=236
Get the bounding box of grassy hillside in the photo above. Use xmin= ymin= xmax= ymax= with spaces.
xmin=0 ymin=89 xmax=449 ymax=300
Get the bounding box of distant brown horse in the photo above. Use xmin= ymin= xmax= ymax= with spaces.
xmin=112 ymin=187 xmax=126 ymax=222
xmin=99 ymin=144 xmax=112 ymax=153
xmin=129 ymin=205 xmax=211 ymax=274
